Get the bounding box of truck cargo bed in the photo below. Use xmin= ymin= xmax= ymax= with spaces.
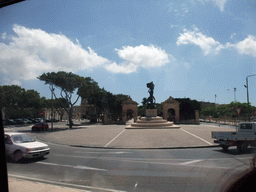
xmin=212 ymin=131 xmax=256 ymax=141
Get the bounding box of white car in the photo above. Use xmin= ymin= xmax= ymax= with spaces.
xmin=5 ymin=132 xmax=50 ymax=162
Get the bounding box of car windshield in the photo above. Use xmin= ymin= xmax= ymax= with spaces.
xmin=2 ymin=1 xmax=256 ymax=191
xmin=11 ymin=134 xmax=34 ymax=143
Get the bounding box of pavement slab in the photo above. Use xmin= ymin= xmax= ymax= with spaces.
xmin=37 ymin=124 xmax=126 ymax=147
xmin=36 ymin=123 xmax=236 ymax=149
xmin=106 ymin=129 xmax=210 ymax=148
xmin=8 ymin=177 xmax=89 ymax=192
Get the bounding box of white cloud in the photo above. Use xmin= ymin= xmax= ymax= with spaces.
xmin=230 ymin=33 xmax=236 ymax=39
xmin=1 ymin=32 xmax=6 ymax=39
xmin=105 ymin=45 xmax=172 ymax=74
xmin=3 ymin=78 xmax=22 ymax=86
xmin=198 ymin=0 xmax=228 ymax=12
xmin=0 ymin=25 xmax=176 ymax=81
xmin=234 ymin=35 xmax=256 ymax=57
xmin=0 ymin=24 xmax=110 ymax=82
xmin=105 ymin=62 xmax=137 ymax=74
xmin=177 ymin=27 xmax=256 ymax=58
xmin=211 ymin=0 xmax=227 ymax=12
xmin=176 ymin=28 xmax=224 ymax=55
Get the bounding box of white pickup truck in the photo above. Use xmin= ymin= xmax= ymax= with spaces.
xmin=212 ymin=122 xmax=256 ymax=152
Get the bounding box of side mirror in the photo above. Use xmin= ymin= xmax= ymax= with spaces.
xmin=5 ymin=140 xmax=12 ymax=145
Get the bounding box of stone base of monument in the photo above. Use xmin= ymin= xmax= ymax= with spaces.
xmin=125 ymin=116 xmax=180 ymax=129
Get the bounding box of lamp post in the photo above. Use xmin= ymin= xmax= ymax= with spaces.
xmin=234 ymin=87 xmax=236 ymax=102
xmin=49 ymin=84 xmax=55 ymax=131
xmin=244 ymin=74 xmax=256 ymax=121
xmin=215 ymin=94 xmax=217 ymax=107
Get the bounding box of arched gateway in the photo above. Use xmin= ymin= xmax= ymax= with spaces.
xmin=122 ymin=97 xmax=138 ymax=124
xmin=162 ymin=96 xmax=180 ymax=123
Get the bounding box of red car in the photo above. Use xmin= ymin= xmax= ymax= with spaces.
xmin=32 ymin=122 xmax=49 ymax=131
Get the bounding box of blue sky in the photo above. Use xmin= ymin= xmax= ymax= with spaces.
xmin=1 ymin=0 xmax=256 ymax=106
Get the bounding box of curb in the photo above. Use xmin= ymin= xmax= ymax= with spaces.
xmin=36 ymin=134 xmax=220 ymax=150
xmin=8 ymin=174 xmax=124 ymax=192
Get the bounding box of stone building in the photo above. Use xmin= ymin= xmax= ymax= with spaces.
xmin=80 ymin=98 xmax=96 ymax=119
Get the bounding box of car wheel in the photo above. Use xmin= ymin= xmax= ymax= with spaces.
xmin=12 ymin=150 xmax=23 ymax=162
xmin=237 ymin=143 xmax=248 ymax=153
xmin=221 ymin=145 xmax=229 ymax=151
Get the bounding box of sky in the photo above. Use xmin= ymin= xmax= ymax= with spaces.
xmin=1 ymin=0 xmax=256 ymax=106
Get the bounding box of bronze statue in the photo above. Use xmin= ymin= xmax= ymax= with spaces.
xmin=146 ymin=81 xmax=156 ymax=109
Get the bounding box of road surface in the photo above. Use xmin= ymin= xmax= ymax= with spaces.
xmin=7 ymin=142 xmax=256 ymax=192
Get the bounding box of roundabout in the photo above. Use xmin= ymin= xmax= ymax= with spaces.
xmin=35 ymin=123 xmax=234 ymax=149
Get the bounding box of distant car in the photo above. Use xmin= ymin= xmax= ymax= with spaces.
xmin=46 ymin=118 xmax=59 ymax=122
xmin=23 ymin=119 xmax=32 ymax=124
xmin=32 ymin=122 xmax=49 ymax=131
xmin=14 ymin=119 xmax=24 ymax=124
xmin=4 ymin=132 xmax=50 ymax=162
xmin=6 ymin=119 xmax=17 ymax=125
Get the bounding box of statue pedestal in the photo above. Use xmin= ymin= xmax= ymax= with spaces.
xmin=146 ymin=109 xmax=157 ymax=117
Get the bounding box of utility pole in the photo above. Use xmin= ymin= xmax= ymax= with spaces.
xmin=49 ymin=84 xmax=55 ymax=131
xmin=244 ymin=74 xmax=256 ymax=122
xmin=234 ymin=87 xmax=236 ymax=102
xmin=215 ymin=94 xmax=217 ymax=107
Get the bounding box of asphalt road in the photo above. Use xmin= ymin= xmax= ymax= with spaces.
xmin=7 ymin=142 xmax=256 ymax=192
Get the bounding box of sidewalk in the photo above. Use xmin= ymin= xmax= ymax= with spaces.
xmin=36 ymin=123 xmax=236 ymax=149
xmin=8 ymin=177 xmax=89 ymax=192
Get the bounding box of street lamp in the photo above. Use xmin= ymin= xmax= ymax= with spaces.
xmin=244 ymin=74 xmax=256 ymax=121
xmin=49 ymin=84 xmax=55 ymax=131
xmin=234 ymin=87 xmax=236 ymax=102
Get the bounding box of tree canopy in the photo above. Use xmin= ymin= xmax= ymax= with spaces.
xmin=0 ymin=85 xmax=42 ymax=119
xmin=38 ymin=71 xmax=86 ymax=128
xmin=200 ymin=101 xmax=256 ymax=120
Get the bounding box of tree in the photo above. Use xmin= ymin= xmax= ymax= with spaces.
xmin=201 ymin=107 xmax=215 ymax=117
xmin=108 ymin=94 xmax=128 ymax=122
xmin=228 ymin=101 xmax=256 ymax=120
xmin=38 ymin=71 xmax=84 ymax=128
xmin=0 ymin=85 xmax=24 ymax=119
xmin=21 ymin=89 xmax=41 ymax=118
xmin=43 ymin=98 xmax=68 ymax=121
xmin=0 ymin=85 xmax=43 ymax=119
xmin=142 ymin=97 xmax=147 ymax=106
xmin=175 ymin=98 xmax=201 ymax=120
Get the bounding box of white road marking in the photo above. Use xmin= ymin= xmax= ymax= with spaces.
xmin=75 ymin=151 xmax=132 ymax=154
xmin=180 ymin=128 xmax=213 ymax=145
xmin=55 ymin=154 xmax=251 ymax=162
xmin=104 ymin=129 xmax=126 ymax=147
xmin=8 ymin=174 xmax=126 ymax=192
xmin=36 ymin=161 xmax=108 ymax=171
xmin=179 ymin=159 xmax=202 ymax=165
xmin=53 ymin=154 xmax=238 ymax=169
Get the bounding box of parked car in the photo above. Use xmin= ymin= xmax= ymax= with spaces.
xmin=32 ymin=122 xmax=49 ymax=131
xmin=5 ymin=119 xmax=17 ymax=125
xmin=46 ymin=118 xmax=59 ymax=122
xmin=14 ymin=119 xmax=25 ymax=124
xmin=23 ymin=119 xmax=32 ymax=124
xmin=4 ymin=132 xmax=50 ymax=162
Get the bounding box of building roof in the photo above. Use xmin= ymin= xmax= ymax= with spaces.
xmin=122 ymin=97 xmax=138 ymax=105
xmin=162 ymin=96 xmax=180 ymax=104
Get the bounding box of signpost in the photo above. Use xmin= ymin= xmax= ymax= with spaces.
xmin=236 ymin=108 xmax=242 ymax=116
xmin=39 ymin=111 xmax=44 ymax=116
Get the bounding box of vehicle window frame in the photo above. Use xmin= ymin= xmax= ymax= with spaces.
xmin=240 ymin=124 xmax=253 ymax=130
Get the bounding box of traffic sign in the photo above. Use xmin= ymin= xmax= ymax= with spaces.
xmin=236 ymin=108 xmax=242 ymax=116
xmin=252 ymin=110 xmax=256 ymax=117
xmin=39 ymin=111 xmax=44 ymax=116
